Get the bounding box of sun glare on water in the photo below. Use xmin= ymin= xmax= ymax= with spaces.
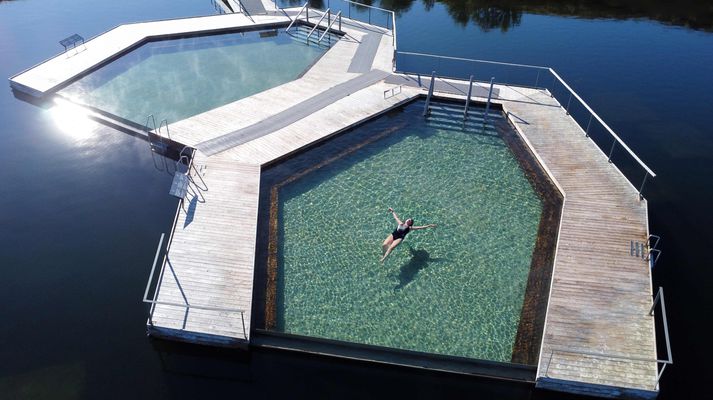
xmin=50 ymin=98 xmax=99 ymax=141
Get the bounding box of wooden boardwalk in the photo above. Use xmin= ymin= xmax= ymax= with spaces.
xmin=10 ymin=13 xmax=283 ymax=96
xmin=504 ymin=92 xmax=657 ymax=396
xmin=491 ymin=87 xmax=655 ymax=396
xmin=150 ymin=153 xmax=260 ymax=345
xmin=10 ymin=7 xmax=659 ymax=399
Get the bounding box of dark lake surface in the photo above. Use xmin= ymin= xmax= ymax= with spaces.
xmin=1 ymin=0 xmax=711 ymax=398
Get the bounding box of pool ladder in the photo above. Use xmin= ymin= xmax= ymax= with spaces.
xmin=146 ymin=114 xmax=174 ymax=173
xmin=170 ymin=146 xmax=209 ymax=212
xmin=630 ymin=234 xmax=662 ymax=268
xmin=286 ymin=3 xmax=340 ymax=46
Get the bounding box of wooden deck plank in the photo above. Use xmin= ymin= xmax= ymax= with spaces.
xmin=497 ymin=89 xmax=657 ymax=394
xmin=150 ymin=154 xmax=260 ymax=342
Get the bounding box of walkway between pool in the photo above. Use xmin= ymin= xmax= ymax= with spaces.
xmin=196 ymin=69 xmax=390 ymax=156
xmin=149 ymin=152 xmax=260 ymax=345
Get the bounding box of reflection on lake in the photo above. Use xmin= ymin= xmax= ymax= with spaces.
xmin=1 ymin=0 xmax=712 ymax=399
xmin=285 ymin=0 xmax=713 ymax=32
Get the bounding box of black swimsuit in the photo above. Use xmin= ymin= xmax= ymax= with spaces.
xmin=392 ymin=223 xmax=411 ymax=240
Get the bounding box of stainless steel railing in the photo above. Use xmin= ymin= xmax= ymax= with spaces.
xmin=394 ymin=50 xmax=656 ymax=199
xmin=307 ymin=7 xmax=331 ymax=40
xmin=543 ymin=287 xmax=672 ymax=390
xmin=341 ymin=0 xmax=396 ymax=47
xmin=319 ymin=10 xmax=342 ymax=43
xmin=285 ymin=2 xmax=309 ymax=33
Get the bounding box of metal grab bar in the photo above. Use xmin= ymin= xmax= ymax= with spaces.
xmin=176 ymin=146 xmax=209 ymax=192
xmin=307 ymin=8 xmax=331 ymax=40
xmin=158 ymin=119 xmax=171 ymax=141
xmin=285 ymin=2 xmax=308 ymax=32
xmin=319 ymin=11 xmax=341 ymax=42
xmin=544 ymin=287 xmax=672 ymax=389
xmin=647 ymin=234 xmax=662 ymax=268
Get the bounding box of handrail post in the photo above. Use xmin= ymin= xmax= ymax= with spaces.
xmin=143 ymin=233 xmax=166 ymax=326
xmin=484 ymin=77 xmax=495 ymax=122
xmin=307 ymin=9 xmax=331 ymax=40
xmin=535 ymin=69 xmax=541 ymax=89
xmin=585 ymin=114 xmax=593 ymax=137
xmin=566 ymin=93 xmax=573 ymax=115
xmin=608 ymin=140 xmax=616 ymax=163
xmin=463 ymin=75 xmax=473 ymax=120
xmin=319 ymin=11 xmax=341 ymax=43
xmin=423 ymin=71 xmax=435 ymax=117
xmin=286 ymin=2 xmax=309 ymax=33
xmin=545 ymin=349 xmax=555 ymax=377
xmin=638 ymin=171 xmax=649 ymax=200
xmin=649 ymin=287 xmax=673 ymax=368
xmin=242 ymin=312 xmax=247 ymax=339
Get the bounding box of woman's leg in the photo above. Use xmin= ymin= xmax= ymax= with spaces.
xmin=380 ymin=238 xmax=403 ymax=262
xmin=382 ymin=234 xmax=394 ymax=254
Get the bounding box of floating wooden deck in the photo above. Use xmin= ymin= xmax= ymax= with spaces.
xmin=501 ymin=90 xmax=657 ymax=397
xmin=150 ymin=153 xmax=260 ymax=345
xmin=10 ymin=6 xmax=659 ymax=399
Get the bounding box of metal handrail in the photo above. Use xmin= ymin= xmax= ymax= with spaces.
xmin=548 ymin=68 xmax=656 ymax=178
xmin=307 ymin=8 xmax=331 ymax=40
xmin=145 ymin=114 xmax=157 ymax=133
xmin=319 ymin=11 xmax=341 ymax=43
xmin=142 ymin=233 xmax=248 ymax=339
xmin=158 ymin=119 xmax=171 ymax=141
xmin=647 ymin=234 xmax=662 ymax=268
xmin=285 ymin=2 xmax=308 ymax=33
xmin=394 ymin=51 xmax=656 ymax=198
xmin=544 ymin=287 xmax=672 ymax=388
xmin=342 ymin=0 xmax=396 ymax=47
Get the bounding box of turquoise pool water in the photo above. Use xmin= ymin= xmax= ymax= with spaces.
xmin=60 ymin=26 xmax=331 ymax=125
xmin=272 ymin=100 xmax=543 ymax=362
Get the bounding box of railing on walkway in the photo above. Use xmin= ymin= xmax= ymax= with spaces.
xmin=341 ymin=0 xmax=396 ymax=47
xmin=543 ymin=287 xmax=672 ymax=390
xmin=142 ymin=150 xmax=247 ymax=340
xmin=282 ymin=1 xmax=395 ymax=45
xmin=394 ymin=50 xmax=656 ymax=199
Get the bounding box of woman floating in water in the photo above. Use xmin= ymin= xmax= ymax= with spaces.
xmin=381 ymin=207 xmax=436 ymax=262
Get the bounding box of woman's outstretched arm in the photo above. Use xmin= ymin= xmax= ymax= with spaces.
xmin=388 ymin=207 xmax=403 ymax=225
xmin=411 ymin=224 xmax=437 ymax=230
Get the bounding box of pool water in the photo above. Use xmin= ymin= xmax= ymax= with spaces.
xmin=271 ymin=100 xmax=543 ymax=362
xmin=60 ymin=25 xmax=332 ymax=125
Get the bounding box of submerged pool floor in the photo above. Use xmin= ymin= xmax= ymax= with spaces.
xmin=268 ymin=101 xmax=543 ymax=362
xmin=60 ymin=26 xmax=330 ymax=125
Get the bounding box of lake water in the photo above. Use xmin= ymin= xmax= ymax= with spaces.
xmin=1 ymin=0 xmax=711 ymax=398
